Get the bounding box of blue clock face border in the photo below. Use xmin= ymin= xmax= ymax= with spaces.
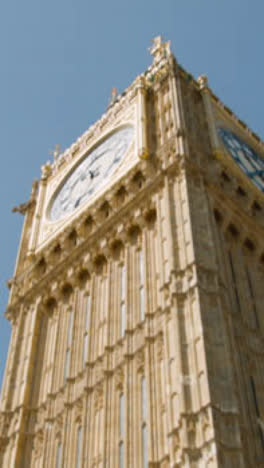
xmin=217 ymin=127 xmax=264 ymax=193
xmin=49 ymin=126 xmax=134 ymax=222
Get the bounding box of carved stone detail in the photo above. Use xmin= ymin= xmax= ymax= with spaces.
xmin=2 ymin=37 xmax=263 ymax=468
xmin=41 ymin=162 xmax=52 ymax=180
xmin=136 ymin=350 xmax=145 ymax=374
xmin=33 ymin=430 xmax=44 ymax=458
xmin=157 ymin=334 xmax=164 ymax=361
xmin=74 ymin=399 xmax=83 ymax=424
xmin=94 ymin=385 xmax=104 ymax=412
xmin=114 ymin=367 xmax=124 ymax=391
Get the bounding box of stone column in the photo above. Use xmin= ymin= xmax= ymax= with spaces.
xmin=0 ymin=309 xmax=23 ymax=410
xmin=136 ymin=76 xmax=149 ymax=160
xmin=168 ymin=56 xmax=189 ymax=157
xmin=28 ymin=162 xmax=51 ymax=256
xmin=11 ymin=297 xmax=43 ymax=467
xmin=197 ymin=75 xmax=221 ymax=156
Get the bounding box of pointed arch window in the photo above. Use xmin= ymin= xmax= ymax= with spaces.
xmin=228 ymin=252 xmax=241 ymax=313
xmin=250 ymin=377 xmax=264 ymax=448
xmin=139 ymin=250 xmax=145 ymax=321
xmin=56 ymin=442 xmax=62 ymax=468
xmin=76 ymin=426 xmax=82 ymax=468
xmin=64 ymin=308 xmax=74 ymax=381
xmin=119 ymin=392 xmax=125 ymax=467
xmin=245 ymin=267 xmax=260 ymax=328
xmin=83 ymin=295 xmax=91 ymax=366
xmin=141 ymin=376 xmax=148 ymax=468
xmin=120 ymin=265 xmax=126 ymax=338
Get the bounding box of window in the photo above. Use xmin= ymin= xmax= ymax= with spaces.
xmin=56 ymin=442 xmax=62 ymax=468
xmin=76 ymin=426 xmax=82 ymax=468
xmin=119 ymin=393 xmax=125 ymax=467
xmin=250 ymin=376 xmax=260 ymax=417
xmin=139 ymin=251 xmax=145 ymax=321
xmin=64 ymin=309 xmax=73 ymax=381
xmin=120 ymin=266 xmax=126 ymax=337
xmin=246 ymin=267 xmax=260 ymax=328
xmin=141 ymin=377 xmax=148 ymax=468
xmin=250 ymin=377 xmax=264 ymax=449
xmin=228 ymin=252 xmax=241 ymax=313
xmin=141 ymin=376 xmax=147 ymax=420
xmin=120 ymin=392 xmax=125 ymax=437
xmin=142 ymin=424 xmax=148 ymax=468
xmin=83 ymin=296 xmax=91 ymax=365
xmin=119 ymin=441 xmax=124 ymax=468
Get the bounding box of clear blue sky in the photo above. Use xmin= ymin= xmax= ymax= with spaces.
xmin=0 ymin=0 xmax=263 ymax=388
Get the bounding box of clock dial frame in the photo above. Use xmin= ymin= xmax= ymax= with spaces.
xmin=49 ymin=126 xmax=134 ymax=222
xmin=218 ymin=127 xmax=264 ymax=193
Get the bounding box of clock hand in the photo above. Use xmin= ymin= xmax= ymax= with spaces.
xmin=89 ymin=167 xmax=100 ymax=179
xmin=90 ymin=144 xmax=110 ymax=165
xmin=103 ymin=157 xmax=121 ymax=178
xmin=74 ymin=197 xmax=82 ymax=208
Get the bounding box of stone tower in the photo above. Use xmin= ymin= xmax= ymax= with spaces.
xmin=1 ymin=37 xmax=264 ymax=467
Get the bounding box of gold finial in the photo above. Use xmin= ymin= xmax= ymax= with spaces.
xmin=149 ymin=36 xmax=171 ymax=64
xmin=49 ymin=144 xmax=61 ymax=160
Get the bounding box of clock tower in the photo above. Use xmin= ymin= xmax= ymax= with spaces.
xmin=1 ymin=37 xmax=264 ymax=467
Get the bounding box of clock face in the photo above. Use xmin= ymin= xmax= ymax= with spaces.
xmin=49 ymin=126 xmax=134 ymax=222
xmin=218 ymin=128 xmax=264 ymax=193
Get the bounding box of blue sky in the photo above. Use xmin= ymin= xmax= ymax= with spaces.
xmin=0 ymin=0 xmax=263 ymax=387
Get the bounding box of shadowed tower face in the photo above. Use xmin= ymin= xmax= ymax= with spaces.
xmin=1 ymin=37 xmax=264 ymax=468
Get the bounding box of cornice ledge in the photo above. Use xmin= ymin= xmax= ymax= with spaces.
xmin=8 ymin=189 xmax=161 ymax=312
xmin=210 ymin=90 xmax=264 ymax=152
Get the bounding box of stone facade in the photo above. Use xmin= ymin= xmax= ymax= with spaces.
xmin=1 ymin=37 xmax=264 ymax=467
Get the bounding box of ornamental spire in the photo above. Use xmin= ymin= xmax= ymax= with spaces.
xmin=49 ymin=144 xmax=61 ymax=160
xmin=108 ymin=87 xmax=118 ymax=109
xmin=149 ymin=36 xmax=171 ymax=64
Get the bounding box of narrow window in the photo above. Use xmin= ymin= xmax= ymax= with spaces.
xmin=76 ymin=426 xmax=82 ymax=468
xmin=83 ymin=296 xmax=91 ymax=365
xmin=250 ymin=376 xmax=260 ymax=417
xmin=141 ymin=376 xmax=148 ymax=468
xmin=119 ymin=393 xmax=125 ymax=467
xmin=56 ymin=442 xmax=62 ymax=468
xmin=250 ymin=377 xmax=264 ymax=449
xmin=119 ymin=441 xmax=124 ymax=468
xmin=120 ymin=392 xmax=125 ymax=437
xmin=120 ymin=266 xmax=126 ymax=337
xmin=121 ymin=264 xmax=126 ymax=301
xmin=64 ymin=349 xmax=70 ymax=382
xmin=142 ymin=424 xmax=148 ymax=468
xmin=67 ymin=308 xmax=74 ymax=346
xmin=228 ymin=252 xmax=241 ymax=312
xmin=64 ymin=309 xmax=73 ymax=381
xmin=246 ymin=267 xmax=260 ymax=328
xmin=141 ymin=376 xmax=147 ymax=420
xmin=139 ymin=250 xmax=145 ymax=321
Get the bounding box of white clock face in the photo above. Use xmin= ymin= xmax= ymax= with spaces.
xmin=49 ymin=126 xmax=134 ymax=222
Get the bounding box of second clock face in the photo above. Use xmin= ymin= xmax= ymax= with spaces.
xmin=218 ymin=127 xmax=264 ymax=193
xmin=49 ymin=126 xmax=134 ymax=222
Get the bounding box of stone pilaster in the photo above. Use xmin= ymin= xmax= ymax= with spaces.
xmin=197 ymin=74 xmax=221 ymax=156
